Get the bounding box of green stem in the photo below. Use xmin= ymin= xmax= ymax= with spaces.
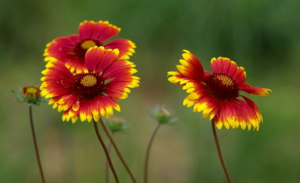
xmin=29 ymin=106 xmax=46 ymax=183
xmin=144 ymin=123 xmax=161 ymax=183
xmin=93 ymin=120 xmax=119 ymax=183
xmin=211 ymin=119 xmax=232 ymax=183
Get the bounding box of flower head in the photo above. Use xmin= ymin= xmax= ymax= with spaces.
xmin=168 ymin=50 xmax=271 ymax=131
xmin=41 ymin=46 xmax=140 ymax=123
xmin=44 ymin=20 xmax=136 ymax=73
xmin=13 ymin=86 xmax=47 ymax=106
xmin=149 ymin=106 xmax=177 ymax=125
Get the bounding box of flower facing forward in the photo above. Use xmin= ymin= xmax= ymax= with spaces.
xmin=44 ymin=20 xmax=136 ymax=72
xmin=168 ymin=50 xmax=271 ymax=130
xmin=41 ymin=46 xmax=140 ymax=123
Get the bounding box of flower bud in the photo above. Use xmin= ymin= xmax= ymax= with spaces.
xmin=105 ymin=116 xmax=127 ymax=132
xmin=150 ymin=106 xmax=177 ymax=124
xmin=13 ymin=86 xmax=47 ymax=106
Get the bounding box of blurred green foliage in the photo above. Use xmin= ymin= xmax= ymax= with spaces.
xmin=1 ymin=0 xmax=300 ymax=182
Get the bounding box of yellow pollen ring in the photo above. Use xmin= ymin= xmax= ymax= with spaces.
xmin=26 ymin=87 xmax=38 ymax=94
xmin=216 ymin=75 xmax=234 ymax=86
xmin=80 ymin=75 xmax=97 ymax=87
xmin=81 ymin=40 xmax=97 ymax=50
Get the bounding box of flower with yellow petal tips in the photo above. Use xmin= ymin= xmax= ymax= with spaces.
xmin=41 ymin=46 xmax=140 ymax=123
xmin=44 ymin=20 xmax=136 ymax=73
xmin=168 ymin=50 xmax=271 ymax=131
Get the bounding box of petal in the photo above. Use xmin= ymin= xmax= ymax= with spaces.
xmin=102 ymin=60 xmax=134 ymax=79
xmin=77 ymin=96 xmax=120 ymax=122
xmin=41 ymin=61 xmax=75 ymax=97
xmin=167 ymin=71 xmax=188 ymax=85
xmin=210 ymin=57 xmax=246 ymax=84
xmin=211 ymin=57 xmax=232 ymax=74
xmin=168 ymin=50 xmax=205 ymax=85
xmin=232 ymin=66 xmax=246 ymax=84
xmin=204 ymin=71 xmax=212 ymax=77
xmin=44 ymin=35 xmax=80 ymax=61
xmin=238 ymin=83 xmax=272 ymax=96
xmin=227 ymin=61 xmax=238 ymax=77
xmin=85 ymin=46 xmax=105 ymax=71
xmin=183 ymin=83 xmax=219 ymax=118
xmin=181 ymin=50 xmax=206 ymax=81
xmin=78 ymin=20 xmax=120 ymax=42
xmin=237 ymin=99 xmax=260 ymax=130
xmin=104 ymin=39 xmax=136 ymax=59
xmin=40 ymin=61 xmax=79 ymax=111
xmin=65 ymin=59 xmax=88 ymax=74
xmin=213 ymin=99 xmax=262 ymax=131
xmin=85 ymin=46 xmax=119 ymax=74
xmin=104 ymin=64 xmax=140 ymax=99
xmin=210 ymin=57 xmax=223 ymax=74
xmin=220 ymin=58 xmax=231 ymax=73
xmin=241 ymin=95 xmax=263 ymax=123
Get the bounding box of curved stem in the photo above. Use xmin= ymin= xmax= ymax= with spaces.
xmin=100 ymin=118 xmax=137 ymax=183
xmin=93 ymin=120 xmax=119 ymax=183
xmin=29 ymin=106 xmax=46 ymax=183
xmin=211 ymin=120 xmax=232 ymax=183
xmin=144 ymin=123 xmax=161 ymax=183
xmin=105 ymin=133 xmax=113 ymax=183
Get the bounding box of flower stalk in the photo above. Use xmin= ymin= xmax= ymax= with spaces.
xmin=93 ymin=120 xmax=119 ymax=183
xmin=100 ymin=118 xmax=137 ymax=183
xmin=211 ymin=119 xmax=232 ymax=183
xmin=144 ymin=123 xmax=161 ymax=183
xmin=105 ymin=136 xmax=113 ymax=183
xmin=29 ymin=106 xmax=46 ymax=183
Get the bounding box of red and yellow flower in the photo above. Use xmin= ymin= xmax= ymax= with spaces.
xmin=44 ymin=20 xmax=136 ymax=73
xmin=41 ymin=46 xmax=140 ymax=123
xmin=168 ymin=50 xmax=271 ymax=131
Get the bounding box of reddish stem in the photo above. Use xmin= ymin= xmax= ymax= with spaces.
xmin=144 ymin=123 xmax=161 ymax=183
xmin=105 ymin=134 xmax=113 ymax=183
xmin=211 ymin=119 xmax=232 ymax=183
xmin=93 ymin=120 xmax=119 ymax=183
xmin=29 ymin=106 xmax=46 ymax=183
xmin=99 ymin=118 xmax=137 ymax=183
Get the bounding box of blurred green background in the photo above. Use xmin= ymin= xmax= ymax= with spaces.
xmin=1 ymin=0 xmax=300 ymax=182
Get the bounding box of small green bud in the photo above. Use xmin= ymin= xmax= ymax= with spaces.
xmin=12 ymin=86 xmax=47 ymax=106
xmin=105 ymin=116 xmax=127 ymax=132
xmin=150 ymin=106 xmax=177 ymax=124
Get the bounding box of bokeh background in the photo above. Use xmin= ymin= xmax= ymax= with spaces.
xmin=1 ymin=0 xmax=300 ymax=182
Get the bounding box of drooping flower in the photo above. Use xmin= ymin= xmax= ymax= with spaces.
xmin=168 ymin=50 xmax=271 ymax=130
xmin=40 ymin=46 xmax=140 ymax=123
xmin=13 ymin=86 xmax=47 ymax=106
xmin=44 ymin=20 xmax=136 ymax=73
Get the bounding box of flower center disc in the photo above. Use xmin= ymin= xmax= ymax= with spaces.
xmin=75 ymin=73 xmax=105 ymax=99
xmin=206 ymin=74 xmax=238 ymax=100
xmin=80 ymin=75 xmax=97 ymax=87
xmin=216 ymin=75 xmax=234 ymax=87
xmin=23 ymin=86 xmax=40 ymax=98
xmin=81 ymin=40 xmax=97 ymax=50
xmin=75 ymin=39 xmax=103 ymax=60
xmin=26 ymin=87 xmax=38 ymax=94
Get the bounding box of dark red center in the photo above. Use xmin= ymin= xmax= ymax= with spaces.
xmin=205 ymin=73 xmax=239 ymax=100
xmin=75 ymin=39 xmax=103 ymax=59
xmin=74 ymin=73 xmax=105 ymax=99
